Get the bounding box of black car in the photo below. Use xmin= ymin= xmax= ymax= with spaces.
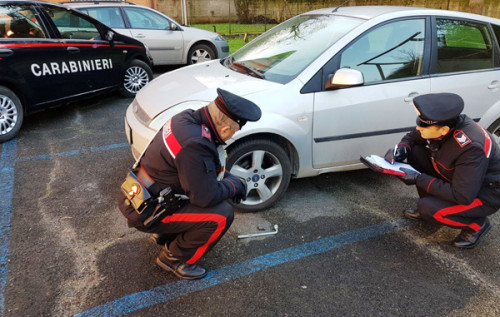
xmin=0 ymin=0 xmax=153 ymax=142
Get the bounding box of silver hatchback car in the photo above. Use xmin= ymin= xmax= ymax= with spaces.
xmin=125 ymin=6 xmax=500 ymax=211
xmin=66 ymin=1 xmax=229 ymax=65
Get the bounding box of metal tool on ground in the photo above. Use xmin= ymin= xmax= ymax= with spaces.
xmin=238 ymin=224 xmax=278 ymax=239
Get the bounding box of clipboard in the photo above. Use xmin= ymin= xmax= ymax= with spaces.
xmin=360 ymin=155 xmax=420 ymax=176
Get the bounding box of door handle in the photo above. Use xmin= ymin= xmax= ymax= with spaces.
xmin=67 ymin=46 xmax=80 ymax=54
xmin=135 ymin=34 xmax=146 ymax=38
xmin=0 ymin=49 xmax=13 ymax=57
xmin=404 ymin=92 xmax=419 ymax=102
xmin=488 ymin=80 xmax=500 ymax=90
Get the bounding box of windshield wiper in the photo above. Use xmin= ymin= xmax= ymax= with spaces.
xmin=228 ymin=61 xmax=265 ymax=79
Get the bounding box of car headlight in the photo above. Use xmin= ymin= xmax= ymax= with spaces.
xmin=214 ymin=34 xmax=226 ymax=41
xmin=149 ymin=101 xmax=209 ymax=131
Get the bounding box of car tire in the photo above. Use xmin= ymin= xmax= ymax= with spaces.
xmin=227 ymin=138 xmax=291 ymax=212
xmin=120 ymin=59 xmax=153 ymax=98
xmin=188 ymin=44 xmax=215 ymax=65
xmin=0 ymin=86 xmax=23 ymax=143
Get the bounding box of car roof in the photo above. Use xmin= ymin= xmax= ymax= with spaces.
xmin=62 ymin=1 xmax=140 ymax=8
xmin=305 ymin=6 xmax=500 ymax=24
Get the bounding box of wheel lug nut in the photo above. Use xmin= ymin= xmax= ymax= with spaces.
xmin=261 ymin=175 xmax=265 ymax=179
xmin=253 ymin=169 xmax=258 ymax=173
xmin=254 ymin=183 xmax=258 ymax=187
xmin=247 ymin=177 xmax=251 ymax=182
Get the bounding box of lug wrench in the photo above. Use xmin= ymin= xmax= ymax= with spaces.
xmin=238 ymin=224 xmax=278 ymax=239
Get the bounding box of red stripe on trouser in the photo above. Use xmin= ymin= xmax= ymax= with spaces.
xmin=433 ymin=198 xmax=483 ymax=231
xmin=161 ymin=213 xmax=227 ymax=264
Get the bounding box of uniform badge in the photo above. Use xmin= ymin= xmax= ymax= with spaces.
xmin=454 ymin=130 xmax=471 ymax=148
xmin=201 ymin=124 xmax=211 ymax=141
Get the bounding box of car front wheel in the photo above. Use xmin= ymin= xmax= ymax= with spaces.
xmin=0 ymin=86 xmax=23 ymax=143
xmin=227 ymin=139 xmax=291 ymax=212
xmin=120 ymin=59 xmax=153 ymax=98
xmin=188 ymin=44 xmax=215 ymax=65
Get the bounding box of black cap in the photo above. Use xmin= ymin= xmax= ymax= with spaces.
xmin=413 ymin=93 xmax=464 ymax=127
xmin=214 ymin=88 xmax=262 ymax=128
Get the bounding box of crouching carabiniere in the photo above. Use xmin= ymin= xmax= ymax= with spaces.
xmin=385 ymin=93 xmax=500 ymax=248
xmin=119 ymin=88 xmax=261 ymax=279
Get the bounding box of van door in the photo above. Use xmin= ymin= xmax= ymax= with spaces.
xmin=122 ymin=7 xmax=183 ymax=64
xmin=40 ymin=6 xmax=123 ymax=93
xmin=312 ymin=18 xmax=431 ymax=168
xmin=0 ymin=3 xmax=70 ymax=109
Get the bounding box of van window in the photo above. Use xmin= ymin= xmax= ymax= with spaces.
xmin=0 ymin=5 xmax=46 ymax=38
xmin=123 ymin=7 xmax=169 ymax=30
xmin=81 ymin=7 xmax=125 ymax=29
xmin=436 ymin=19 xmax=493 ymax=73
xmin=43 ymin=6 xmax=101 ymax=40
xmin=340 ymin=19 xmax=426 ymax=83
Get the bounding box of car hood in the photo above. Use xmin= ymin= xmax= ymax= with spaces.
xmin=137 ymin=60 xmax=280 ymax=117
xmin=181 ymin=25 xmax=222 ymax=39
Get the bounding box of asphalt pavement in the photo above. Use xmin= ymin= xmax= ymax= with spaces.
xmin=1 ymin=70 xmax=500 ymax=316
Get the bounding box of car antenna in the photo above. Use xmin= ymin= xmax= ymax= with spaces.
xmin=332 ymin=0 xmax=350 ymax=13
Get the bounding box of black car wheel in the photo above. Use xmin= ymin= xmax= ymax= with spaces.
xmin=188 ymin=44 xmax=215 ymax=65
xmin=0 ymin=86 xmax=23 ymax=143
xmin=120 ymin=59 xmax=153 ymax=98
xmin=227 ymin=138 xmax=291 ymax=212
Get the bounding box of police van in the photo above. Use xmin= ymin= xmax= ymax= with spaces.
xmin=0 ymin=0 xmax=153 ymax=142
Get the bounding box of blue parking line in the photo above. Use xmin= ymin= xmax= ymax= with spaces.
xmin=0 ymin=140 xmax=17 ymax=317
xmin=75 ymin=218 xmax=410 ymax=317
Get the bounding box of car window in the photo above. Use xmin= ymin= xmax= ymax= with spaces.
xmin=436 ymin=19 xmax=493 ymax=73
xmin=340 ymin=19 xmax=425 ymax=83
xmin=492 ymin=24 xmax=500 ymax=49
xmin=43 ymin=6 xmax=101 ymax=40
xmin=123 ymin=7 xmax=169 ymax=30
xmin=80 ymin=7 xmax=125 ymax=29
xmin=0 ymin=5 xmax=46 ymax=38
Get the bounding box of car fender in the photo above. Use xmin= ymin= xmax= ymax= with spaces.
xmin=478 ymin=98 xmax=500 ymax=131
xmin=227 ymin=112 xmax=313 ymax=176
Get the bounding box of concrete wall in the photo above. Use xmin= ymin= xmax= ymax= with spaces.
xmin=155 ymin=0 xmax=500 ymax=24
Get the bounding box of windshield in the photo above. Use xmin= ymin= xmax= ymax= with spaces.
xmin=225 ymin=14 xmax=364 ymax=84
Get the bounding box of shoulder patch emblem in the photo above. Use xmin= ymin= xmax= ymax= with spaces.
xmin=201 ymin=124 xmax=211 ymax=141
xmin=453 ymin=130 xmax=471 ymax=148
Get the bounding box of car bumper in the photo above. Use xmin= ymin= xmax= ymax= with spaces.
xmin=214 ymin=41 xmax=229 ymax=58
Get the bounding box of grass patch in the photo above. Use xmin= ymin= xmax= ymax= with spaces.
xmin=192 ymin=23 xmax=276 ymax=35
xmin=226 ymin=37 xmax=256 ymax=54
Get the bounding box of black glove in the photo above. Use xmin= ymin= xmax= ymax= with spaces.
xmin=232 ymin=177 xmax=248 ymax=204
xmin=384 ymin=143 xmax=409 ymax=164
xmin=397 ymin=167 xmax=419 ymax=185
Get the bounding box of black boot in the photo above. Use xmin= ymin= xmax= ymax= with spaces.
xmin=403 ymin=208 xmax=421 ymax=220
xmin=156 ymin=245 xmax=207 ymax=280
xmin=453 ymin=219 xmax=492 ymax=249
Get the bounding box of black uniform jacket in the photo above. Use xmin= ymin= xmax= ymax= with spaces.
xmin=401 ymin=115 xmax=500 ymax=208
xmin=139 ymin=107 xmax=244 ymax=208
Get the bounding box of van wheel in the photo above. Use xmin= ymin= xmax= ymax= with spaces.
xmin=188 ymin=44 xmax=215 ymax=64
xmin=227 ymin=139 xmax=291 ymax=212
xmin=120 ymin=59 xmax=153 ymax=98
xmin=0 ymin=86 xmax=23 ymax=143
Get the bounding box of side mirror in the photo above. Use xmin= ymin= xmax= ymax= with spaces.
xmin=325 ymin=68 xmax=364 ymax=90
xmin=170 ymin=23 xmax=178 ymax=31
xmin=106 ymin=30 xmax=114 ymax=42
